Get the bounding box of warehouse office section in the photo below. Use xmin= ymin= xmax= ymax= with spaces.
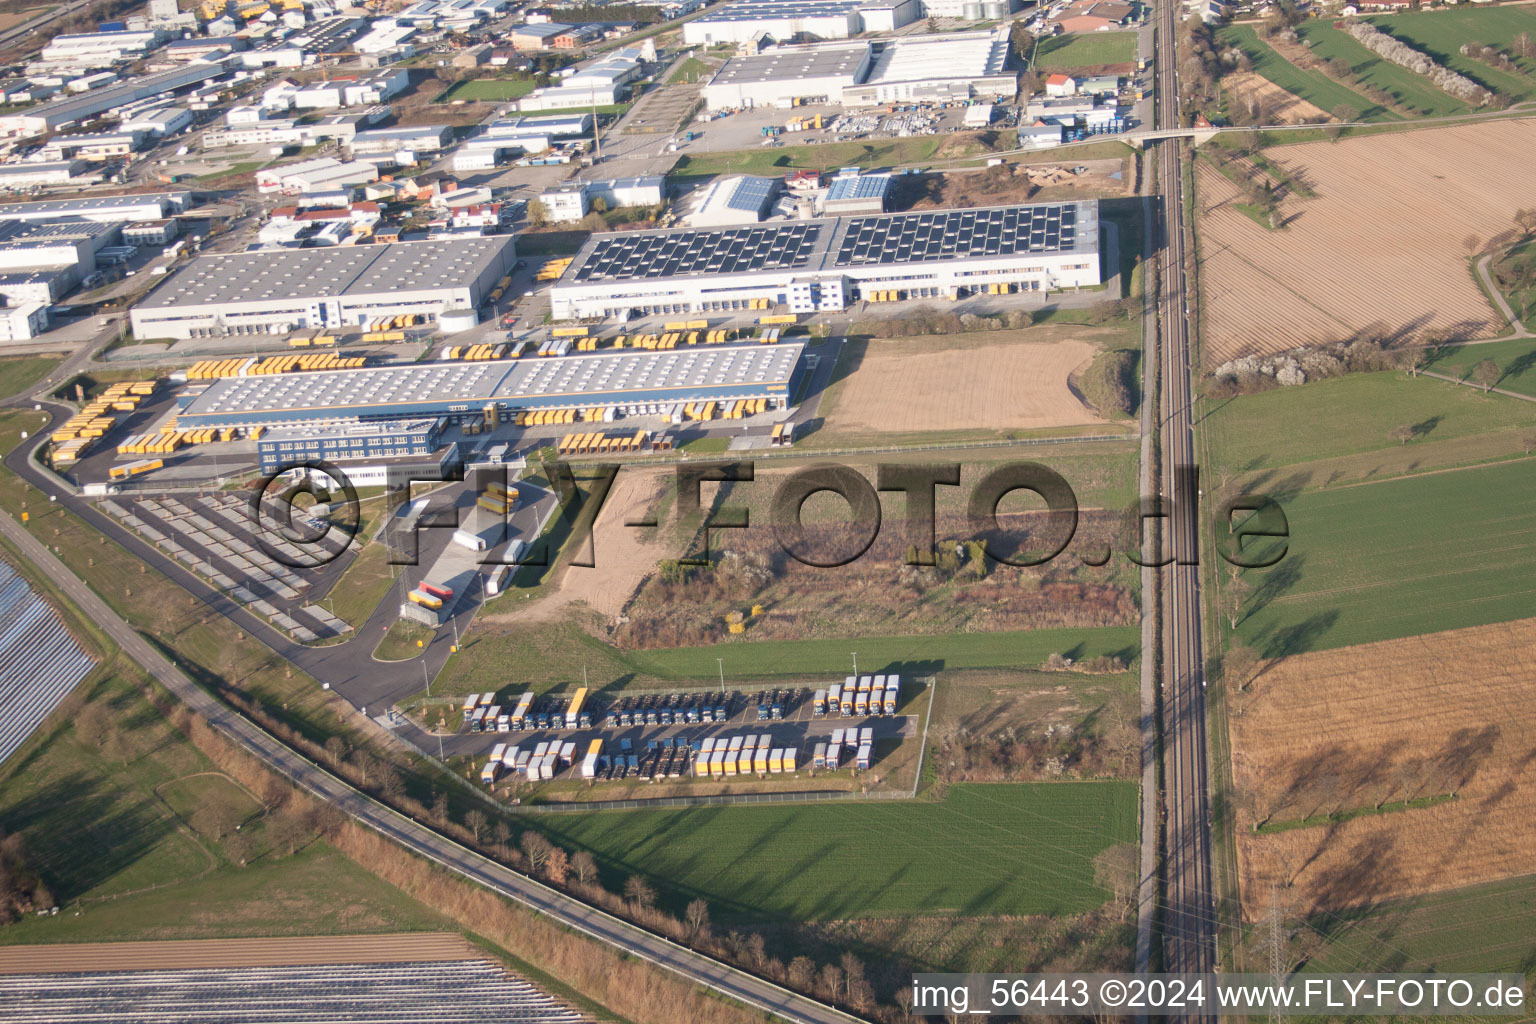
xmin=550 ymin=200 xmax=1101 ymax=319
xmin=129 ymin=235 xmax=516 ymax=339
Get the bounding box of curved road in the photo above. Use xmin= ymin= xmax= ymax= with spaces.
xmin=0 ymin=503 xmax=867 ymax=1024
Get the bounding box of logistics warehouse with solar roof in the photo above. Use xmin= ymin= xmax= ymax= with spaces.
xmin=129 ymin=236 xmax=516 ymax=340
xmin=176 ymin=342 xmax=808 ymax=439
xmin=549 ymin=200 xmax=1100 ymax=320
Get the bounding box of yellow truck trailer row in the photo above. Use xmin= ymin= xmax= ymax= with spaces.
xmin=555 ymin=430 xmax=653 ymax=455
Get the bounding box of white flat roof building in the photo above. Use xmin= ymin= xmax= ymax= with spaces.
xmin=40 ymin=29 xmax=168 ymax=65
xmin=703 ymin=41 xmax=871 ymax=109
xmin=843 ymin=29 xmax=1017 ymax=106
xmin=683 ymin=0 xmax=918 ymax=45
xmin=686 ymin=175 xmax=779 ymax=227
xmin=0 ymin=61 xmax=230 ymax=137
xmin=0 ymin=161 xmax=90 ymax=186
xmin=131 ymin=235 xmax=517 ymax=339
xmin=0 ymin=192 xmax=190 ymax=223
xmin=551 ymin=200 xmax=1100 ymax=319
xmin=703 ymin=30 xmax=1016 ymax=110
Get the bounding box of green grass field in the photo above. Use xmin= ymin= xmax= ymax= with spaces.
xmin=669 ymin=56 xmax=711 ymax=83
xmin=1216 ymin=25 xmax=1398 ymax=121
xmin=1366 ymin=7 xmax=1536 ymax=101
xmin=1424 ymin=337 xmax=1536 ymax=397
xmin=437 ymin=78 xmax=537 ymax=103
xmin=533 ymin=782 xmax=1137 ymax=920
xmin=1232 ymin=457 xmax=1536 ymax=656
xmin=1204 ymin=370 xmax=1536 ymax=477
xmin=1296 ymin=20 xmax=1475 ymax=117
xmin=1033 ymin=32 xmax=1137 ymax=71
xmin=0 ymin=353 xmax=67 ymax=399
xmin=0 ymin=672 xmax=451 ymax=944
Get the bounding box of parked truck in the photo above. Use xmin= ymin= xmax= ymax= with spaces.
xmin=565 ymin=687 xmax=588 ymax=729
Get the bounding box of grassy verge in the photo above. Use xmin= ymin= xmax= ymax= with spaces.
xmin=431 ymin=619 xmax=1141 ymax=697
xmin=0 ymin=352 xmax=67 ymax=398
xmin=374 ymin=618 xmax=435 ymax=661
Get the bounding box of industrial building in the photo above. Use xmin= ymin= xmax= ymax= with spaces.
xmin=551 ymin=200 xmax=1100 ymax=319
xmin=0 ymin=162 xmax=92 ymax=186
xmin=822 ymin=171 xmax=890 ymax=214
xmin=536 ymin=176 xmax=666 ymax=222
xmin=255 ymin=418 xmax=451 ymax=474
xmin=130 ymin=235 xmax=516 ymax=340
xmin=0 ymin=62 xmax=230 ymax=136
xmin=701 ymin=41 xmax=871 ymax=110
xmin=516 ymin=47 xmax=648 ymax=110
xmin=701 ymin=30 xmax=1016 ymax=109
xmin=683 ymin=0 xmax=920 ymax=45
xmin=685 ymin=175 xmax=779 ymax=227
xmin=176 ymin=342 xmax=807 ymax=434
xmin=0 ymin=192 xmax=191 ymax=224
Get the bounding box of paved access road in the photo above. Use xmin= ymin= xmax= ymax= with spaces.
xmin=0 ymin=508 xmax=868 ymax=1024
xmin=1151 ymin=0 xmax=1219 ymax=991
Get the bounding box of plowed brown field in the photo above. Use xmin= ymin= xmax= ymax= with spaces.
xmin=1230 ymin=618 xmax=1536 ymax=919
xmin=1200 ymin=120 xmax=1536 ymax=364
xmin=0 ymin=933 xmax=480 ymax=974
xmin=824 ymin=335 xmax=1109 ymax=434
xmin=1223 ymin=72 xmax=1331 ymax=124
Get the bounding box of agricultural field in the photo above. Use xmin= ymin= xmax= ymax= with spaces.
xmin=1032 ymin=32 xmax=1137 ymax=72
xmin=435 ymin=78 xmax=537 ymax=103
xmin=1227 ymin=617 xmax=1536 ymax=918
xmin=1274 ymin=873 xmax=1536 ymax=976
xmin=1221 ymin=71 xmax=1332 ymax=124
xmin=1226 ymin=455 xmax=1536 ymax=656
xmin=1295 ymin=20 xmax=1478 ymax=117
xmin=532 ymin=781 xmax=1137 ymax=920
xmin=1198 ymin=120 xmax=1536 ymax=363
xmin=1366 ymin=6 xmax=1536 ymax=102
xmin=1202 ymin=367 xmax=1536 ymax=479
xmin=816 ymin=333 xmax=1111 ymax=440
xmin=1216 ymin=25 xmax=1396 ymax=122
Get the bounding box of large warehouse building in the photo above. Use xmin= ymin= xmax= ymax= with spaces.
xmin=701 ymin=30 xmax=1017 ymax=110
xmin=550 ymin=200 xmax=1101 ymax=319
xmin=683 ymin=0 xmax=919 ymax=44
xmin=177 ymin=342 xmax=807 ymax=434
xmin=130 ymin=236 xmax=516 ymax=340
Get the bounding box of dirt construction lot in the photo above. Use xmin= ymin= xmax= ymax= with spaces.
xmin=823 ymin=333 xmax=1110 ymax=435
xmin=1229 ymin=617 xmax=1536 ymax=919
xmin=482 ymin=468 xmax=666 ymax=626
xmin=1222 ymin=72 xmax=1331 ymax=124
xmin=1199 ymin=120 xmax=1536 ymax=364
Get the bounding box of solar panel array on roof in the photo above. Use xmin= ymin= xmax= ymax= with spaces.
xmin=833 ymin=204 xmax=1077 ymax=267
xmin=572 ymin=223 xmax=821 ymax=282
xmin=826 ymin=174 xmax=890 ymax=202
xmin=725 ymin=176 xmax=777 ymax=214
